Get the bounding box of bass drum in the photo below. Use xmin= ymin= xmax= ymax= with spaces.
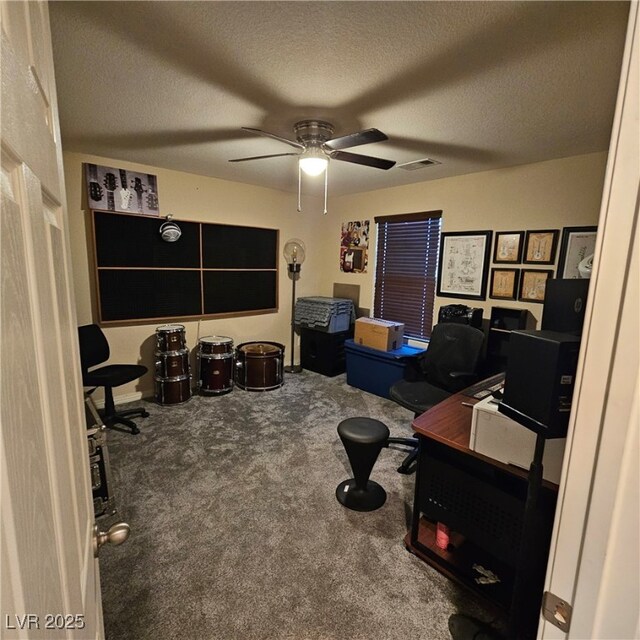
xmin=198 ymin=353 xmax=234 ymax=395
xmin=234 ymin=342 xmax=284 ymax=392
xmin=155 ymin=349 xmax=190 ymax=378
xmin=156 ymin=324 xmax=186 ymax=352
xmin=154 ymin=375 xmax=192 ymax=405
xmin=198 ymin=335 xmax=233 ymax=356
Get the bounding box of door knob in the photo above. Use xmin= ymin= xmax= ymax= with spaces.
xmin=93 ymin=522 xmax=130 ymax=558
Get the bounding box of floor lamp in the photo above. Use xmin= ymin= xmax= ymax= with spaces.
xmin=283 ymin=239 xmax=305 ymax=374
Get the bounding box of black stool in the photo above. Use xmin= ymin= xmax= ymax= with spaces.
xmin=336 ymin=417 xmax=390 ymax=512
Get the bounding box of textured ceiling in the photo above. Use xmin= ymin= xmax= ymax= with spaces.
xmin=49 ymin=1 xmax=629 ymax=196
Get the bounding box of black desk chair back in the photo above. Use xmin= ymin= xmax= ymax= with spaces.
xmin=78 ymin=324 xmax=149 ymax=435
xmin=387 ymin=323 xmax=485 ymax=473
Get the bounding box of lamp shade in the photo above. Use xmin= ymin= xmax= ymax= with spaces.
xmin=283 ymin=239 xmax=306 ymax=265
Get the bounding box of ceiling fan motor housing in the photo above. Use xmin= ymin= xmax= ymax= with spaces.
xmin=294 ymin=120 xmax=335 ymax=146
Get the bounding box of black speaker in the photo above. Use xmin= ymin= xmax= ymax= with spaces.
xmin=542 ymin=278 xmax=589 ymax=335
xmin=498 ymin=330 xmax=581 ymax=438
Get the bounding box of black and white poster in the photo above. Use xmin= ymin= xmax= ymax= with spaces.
xmin=84 ymin=163 xmax=160 ymax=216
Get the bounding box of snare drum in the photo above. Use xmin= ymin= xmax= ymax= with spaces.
xmin=155 ymin=349 xmax=190 ymax=378
xmin=156 ymin=324 xmax=186 ymax=352
xmin=198 ymin=335 xmax=233 ymax=356
xmin=154 ymin=375 xmax=192 ymax=405
xmin=234 ymin=341 xmax=284 ymax=391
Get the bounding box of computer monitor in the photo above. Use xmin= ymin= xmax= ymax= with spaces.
xmin=542 ymin=278 xmax=589 ymax=335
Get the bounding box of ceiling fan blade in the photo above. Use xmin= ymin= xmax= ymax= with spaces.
xmin=241 ymin=127 xmax=304 ymax=150
xmin=330 ymin=150 xmax=395 ymax=170
xmin=324 ymin=128 xmax=388 ymax=151
xmin=229 ymin=152 xmax=300 ymax=163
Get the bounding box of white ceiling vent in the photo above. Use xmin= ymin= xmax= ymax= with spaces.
xmin=396 ymin=158 xmax=442 ymax=171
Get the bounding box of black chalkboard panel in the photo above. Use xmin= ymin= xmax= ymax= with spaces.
xmin=94 ymin=211 xmax=200 ymax=268
xmin=203 ymin=271 xmax=277 ymax=314
xmin=98 ymin=270 xmax=201 ymax=321
xmin=202 ymin=225 xmax=277 ymax=269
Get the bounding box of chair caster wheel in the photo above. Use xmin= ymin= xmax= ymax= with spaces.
xmin=131 ymin=427 xmax=140 ymax=435
xmin=141 ymin=411 xmax=150 ymax=418
xmin=397 ymin=464 xmax=414 ymax=475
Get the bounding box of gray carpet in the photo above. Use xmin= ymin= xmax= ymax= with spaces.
xmin=100 ymin=371 xmax=491 ymax=640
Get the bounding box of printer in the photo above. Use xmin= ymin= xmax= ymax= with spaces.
xmin=470 ymin=396 xmax=566 ymax=484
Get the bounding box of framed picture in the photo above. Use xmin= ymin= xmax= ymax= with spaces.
xmin=557 ymin=226 xmax=597 ymax=279
xmin=84 ymin=163 xmax=160 ymax=216
xmin=490 ymin=268 xmax=520 ymax=300
xmin=437 ymin=230 xmax=492 ymax=300
xmin=523 ymin=229 xmax=559 ymax=265
xmin=493 ymin=231 xmax=524 ymax=264
xmin=340 ymin=220 xmax=370 ymax=273
xmin=340 ymin=246 xmax=366 ymax=272
xmin=519 ymin=269 xmax=554 ymax=303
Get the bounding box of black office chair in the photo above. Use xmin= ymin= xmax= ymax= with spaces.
xmin=387 ymin=323 xmax=485 ymax=473
xmin=78 ymin=324 xmax=149 ymax=435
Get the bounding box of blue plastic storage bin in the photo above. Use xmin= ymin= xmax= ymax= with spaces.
xmin=344 ymin=339 xmax=426 ymax=399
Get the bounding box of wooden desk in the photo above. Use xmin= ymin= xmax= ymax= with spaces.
xmin=405 ymin=377 xmax=558 ymax=638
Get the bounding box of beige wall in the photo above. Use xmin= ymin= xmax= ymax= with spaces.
xmin=64 ymin=151 xmax=326 ymax=400
xmin=65 ymin=151 xmax=607 ymax=401
xmin=317 ymin=152 xmax=607 ymax=332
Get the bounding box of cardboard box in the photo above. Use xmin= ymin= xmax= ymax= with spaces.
xmin=470 ymin=396 xmax=566 ymax=484
xmin=354 ymin=317 xmax=404 ymax=351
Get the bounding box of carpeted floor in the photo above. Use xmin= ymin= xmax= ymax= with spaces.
xmin=99 ymin=371 xmax=492 ymax=640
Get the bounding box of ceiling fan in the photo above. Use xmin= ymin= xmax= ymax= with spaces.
xmin=229 ymin=120 xmax=396 ymax=213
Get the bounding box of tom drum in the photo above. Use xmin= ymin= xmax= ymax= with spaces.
xmin=198 ymin=335 xmax=233 ymax=356
xmin=156 ymin=324 xmax=186 ymax=352
xmin=197 ymin=336 xmax=234 ymax=395
xmin=234 ymin=341 xmax=284 ymax=391
xmin=154 ymin=375 xmax=192 ymax=405
xmin=155 ymin=349 xmax=190 ymax=378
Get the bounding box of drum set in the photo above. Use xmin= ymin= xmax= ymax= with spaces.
xmin=153 ymin=324 xmax=285 ymax=405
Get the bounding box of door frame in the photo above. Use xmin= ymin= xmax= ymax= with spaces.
xmin=540 ymin=4 xmax=639 ymax=638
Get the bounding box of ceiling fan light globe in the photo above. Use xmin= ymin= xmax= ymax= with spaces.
xmin=299 ymin=156 xmax=328 ymax=176
xmin=299 ymin=149 xmax=328 ymax=176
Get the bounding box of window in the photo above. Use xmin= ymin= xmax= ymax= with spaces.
xmin=373 ymin=211 xmax=442 ymax=340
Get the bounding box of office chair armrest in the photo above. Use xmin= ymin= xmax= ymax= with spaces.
xmin=448 ymin=371 xmax=479 ymax=392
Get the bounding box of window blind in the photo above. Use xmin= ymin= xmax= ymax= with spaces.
xmin=373 ymin=212 xmax=442 ymax=340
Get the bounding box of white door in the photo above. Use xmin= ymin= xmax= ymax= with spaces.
xmin=1 ymin=2 xmax=103 ymax=638
xmin=540 ymin=4 xmax=639 ymax=639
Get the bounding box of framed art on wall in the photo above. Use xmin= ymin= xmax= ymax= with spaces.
xmin=519 ymin=269 xmax=554 ymax=303
xmin=340 ymin=220 xmax=370 ymax=272
xmin=557 ymin=226 xmax=597 ymax=279
xmin=523 ymin=229 xmax=559 ymax=265
xmin=437 ymin=230 xmax=492 ymax=300
xmin=490 ymin=268 xmax=520 ymax=300
xmin=493 ymin=231 xmax=524 ymax=264
xmin=85 ymin=163 xmax=160 ymax=216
